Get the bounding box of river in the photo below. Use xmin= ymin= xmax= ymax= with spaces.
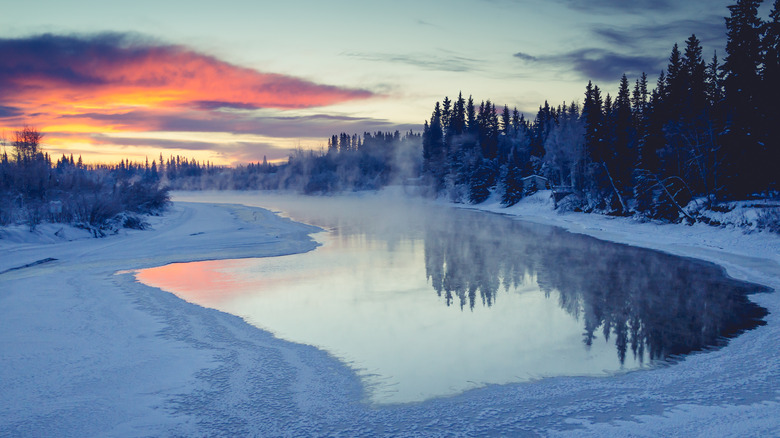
xmin=136 ymin=193 xmax=767 ymax=404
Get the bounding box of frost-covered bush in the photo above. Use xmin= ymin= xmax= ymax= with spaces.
xmin=1 ymin=148 xmax=169 ymax=234
xmin=756 ymin=207 xmax=780 ymax=234
xmin=555 ymin=193 xmax=586 ymax=213
xmin=686 ymin=199 xmax=780 ymax=233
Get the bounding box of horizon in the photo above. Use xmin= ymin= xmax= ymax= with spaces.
xmin=1 ymin=0 xmax=738 ymax=165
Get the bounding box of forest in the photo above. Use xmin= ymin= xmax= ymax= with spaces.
xmin=419 ymin=0 xmax=779 ymax=224
xmin=0 ymin=0 xmax=778 ymax=233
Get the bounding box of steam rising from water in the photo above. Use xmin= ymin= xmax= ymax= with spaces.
xmin=143 ymin=193 xmax=766 ymax=403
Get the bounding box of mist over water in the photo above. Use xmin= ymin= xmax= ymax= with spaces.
xmin=138 ymin=193 xmax=767 ymax=404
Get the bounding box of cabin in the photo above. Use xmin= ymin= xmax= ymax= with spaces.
xmin=521 ymin=175 xmax=549 ymax=192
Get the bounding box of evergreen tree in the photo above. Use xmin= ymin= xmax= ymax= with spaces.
xmin=665 ymin=43 xmax=686 ymax=119
xmin=500 ymin=105 xmax=511 ymax=135
xmin=631 ymin=72 xmax=649 ymax=123
xmin=511 ymin=108 xmax=522 ymax=134
xmin=477 ymin=100 xmax=499 ymax=160
xmin=469 ymin=158 xmax=494 ymax=203
xmin=705 ymin=52 xmax=725 ymax=108
xmin=451 ymin=92 xmax=467 ymax=136
xmin=673 ymin=37 xmax=722 ymax=197
xmin=762 ymin=0 xmax=780 ymax=191
xmin=422 ymin=102 xmax=446 ymax=191
xmin=442 ymin=96 xmax=452 ymax=139
xmin=543 ymin=102 xmax=584 ymax=190
xmin=722 ymin=0 xmax=765 ymax=195
xmin=683 ymin=35 xmax=708 ymax=118
xmin=613 ymin=74 xmax=636 ymax=197
xmin=582 ymin=82 xmax=604 ymax=165
xmin=530 ymin=101 xmax=553 ymax=161
xmin=466 ymin=95 xmax=477 ymax=136
xmin=501 ymin=166 xmax=524 ymax=206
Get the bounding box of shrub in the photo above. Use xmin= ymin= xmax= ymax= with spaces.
xmin=756 ymin=207 xmax=780 ymax=234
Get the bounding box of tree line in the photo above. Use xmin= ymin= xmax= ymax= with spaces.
xmin=165 ymin=130 xmax=422 ymax=194
xmin=0 ymin=127 xmax=169 ymax=234
xmin=0 ymin=126 xmax=423 ymax=232
xmin=420 ymin=0 xmax=779 ymax=222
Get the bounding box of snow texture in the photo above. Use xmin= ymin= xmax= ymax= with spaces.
xmin=1 ymin=190 xmax=779 ymax=437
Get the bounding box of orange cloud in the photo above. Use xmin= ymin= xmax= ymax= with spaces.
xmin=0 ymin=33 xmax=372 ymax=111
xmin=0 ymin=33 xmax=375 ymax=162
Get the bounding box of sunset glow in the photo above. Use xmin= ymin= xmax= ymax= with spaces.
xmin=0 ymin=1 xmax=734 ymax=164
xmin=0 ymin=34 xmax=373 ymax=163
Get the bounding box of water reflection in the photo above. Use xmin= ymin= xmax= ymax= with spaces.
xmin=421 ymin=211 xmax=768 ymax=364
xmin=137 ymin=195 xmax=768 ymax=403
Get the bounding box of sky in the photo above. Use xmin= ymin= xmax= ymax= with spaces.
xmin=0 ymin=0 xmax=735 ymax=165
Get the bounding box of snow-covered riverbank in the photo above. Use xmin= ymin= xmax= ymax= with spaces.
xmin=2 ymin=191 xmax=779 ymax=437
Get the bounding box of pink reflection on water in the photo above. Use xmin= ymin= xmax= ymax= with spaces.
xmin=136 ymin=260 xmax=261 ymax=306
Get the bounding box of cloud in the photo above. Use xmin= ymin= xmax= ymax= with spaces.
xmin=592 ymin=19 xmax=727 ymax=52
xmin=47 ymin=131 xmax=292 ymax=164
xmin=44 ymin=108 xmax=420 ymax=164
xmin=86 ymin=134 xmax=289 ymax=163
xmin=346 ymin=51 xmax=481 ymax=72
xmin=485 ymin=0 xmax=702 ymax=14
xmin=57 ymin=109 xmax=420 ymax=139
xmin=514 ymin=49 xmax=664 ymax=82
xmin=0 ymin=105 xmax=22 ymax=118
xmin=87 ymin=134 xmax=220 ymax=151
xmin=0 ymin=33 xmax=383 ymax=162
xmin=416 ymin=19 xmax=438 ymax=27
xmin=553 ymin=0 xmax=678 ymax=14
xmin=513 ymin=52 xmax=538 ymax=62
xmin=0 ymin=33 xmax=374 ymax=113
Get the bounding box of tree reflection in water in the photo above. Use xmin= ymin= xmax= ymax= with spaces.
xmin=421 ymin=209 xmax=768 ymax=365
xmin=228 ymin=196 xmax=767 ymax=368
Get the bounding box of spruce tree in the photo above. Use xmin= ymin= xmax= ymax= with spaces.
xmin=722 ymin=0 xmax=765 ymax=196
xmin=631 ymin=72 xmax=649 ymax=122
xmin=500 ymin=105 xmax=511 ymax=135
xmin=466 ymin=96 xmax=477 ymax=136
xmin=511 ymin=108 xmax=521 ymax=135
xmin=442 ymin=96 xmax=452 ymax=140
xmin=665 ymin=43 xmax=686 ymax=119
xmin=452 ymin=92 xmax=467 ymax=136
xmin=705 ymin=52 xmax=724 ymax=108
xmin=581 ymin=81 xmax=604 ymax=197
xmin=583 ymin=83 xmax=604 ymax=164
xmin=763 ymin=0 xmax=780 ymax=191
xmin=613 ymin=74 xmax=636 ymax=196
xmin=683 ymin=35 xmax=708 ymax=118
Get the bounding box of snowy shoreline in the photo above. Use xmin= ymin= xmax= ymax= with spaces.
xmin=2 ymin=190 xmax=779 ymax=436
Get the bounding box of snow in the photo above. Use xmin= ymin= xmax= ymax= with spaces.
xmin=2 ymin=190 xmax=779 ymax=436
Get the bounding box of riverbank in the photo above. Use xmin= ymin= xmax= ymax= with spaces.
xmin=2 ymin=191 xmax=779 ymax=436
xmin=0 ymin=201 xmax=350 ymax=436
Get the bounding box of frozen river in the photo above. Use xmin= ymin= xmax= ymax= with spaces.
xmin=136 ymin=194 xmax=767 ymax=404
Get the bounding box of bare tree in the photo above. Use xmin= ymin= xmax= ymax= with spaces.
xmin=13 ymin=126 xmax=44 ymax=165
